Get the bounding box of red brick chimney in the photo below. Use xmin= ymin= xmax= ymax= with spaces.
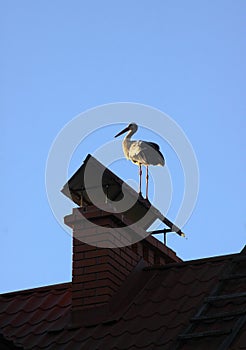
xmin=64 ymin=205 xmax=181 ymax=318
xmin=62 ymin=155 xmax=183 ymax=324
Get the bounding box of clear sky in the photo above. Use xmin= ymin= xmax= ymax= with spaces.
xmin=1 ymin=1 xmax=245 ymax=293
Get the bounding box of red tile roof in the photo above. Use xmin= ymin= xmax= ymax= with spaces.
xmin=1 ymin=248 xmax=246 ymax=349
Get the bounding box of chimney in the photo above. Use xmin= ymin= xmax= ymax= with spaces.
xmin=62 ymin=155 xmax=183 ymax=323
xmin=64 ymin=205 xmax=181 ymax=318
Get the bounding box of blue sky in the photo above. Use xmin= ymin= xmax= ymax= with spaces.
xmin=1 ymin=1 xmax=245 ymax=293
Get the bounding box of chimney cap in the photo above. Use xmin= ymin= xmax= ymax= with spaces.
xmin=61 ymin=154 xmax=185 ymax=236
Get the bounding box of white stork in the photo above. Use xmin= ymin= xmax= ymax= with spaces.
xmin=115 ymin=122 xmax=165 ymax=199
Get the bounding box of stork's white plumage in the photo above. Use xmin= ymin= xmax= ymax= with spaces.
xmin=115 ymin=122 xmax=165 ymax=199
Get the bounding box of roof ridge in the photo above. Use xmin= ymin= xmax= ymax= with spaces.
xmin=144 ymin=252 xmax=239 ymax=271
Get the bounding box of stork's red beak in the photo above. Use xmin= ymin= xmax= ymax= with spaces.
xmin=114 ymin=126 xmax=130 ymax=138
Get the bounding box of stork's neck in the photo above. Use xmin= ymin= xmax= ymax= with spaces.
xmin=124 ymin=129 xmax=135 ymax=140
xmin=122 ymin=129 xmax=135 ymax=159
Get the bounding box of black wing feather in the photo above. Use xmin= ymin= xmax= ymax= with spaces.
xmin=146 ymin=142 xmax=160 ymax=151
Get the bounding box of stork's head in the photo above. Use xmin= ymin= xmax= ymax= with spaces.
xmin=114 ymin=122 xmax=138 ymax=138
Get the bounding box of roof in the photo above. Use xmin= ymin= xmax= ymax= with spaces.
xmin=1 ymin=249 xmax=246 ymax=349
xmin=0 ymin=333 xmax=23 ymax=349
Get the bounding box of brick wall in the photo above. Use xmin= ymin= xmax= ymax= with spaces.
xmin=72 ymin=239 xmax=142 ymax=310
xmin=65 ymin=205 xmax=181 ymax=311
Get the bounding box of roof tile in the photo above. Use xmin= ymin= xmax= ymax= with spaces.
xmin=1 ymin=252 xmax=245 ymax=349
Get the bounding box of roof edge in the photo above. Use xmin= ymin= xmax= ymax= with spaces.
xmin=0 ymin=282 xmax=71 ymax=297
xmin=144 ymin=251 xmax=240 ymax=271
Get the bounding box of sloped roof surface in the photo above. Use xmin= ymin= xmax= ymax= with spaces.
xmin=0 ymin=333 xmax=23 ymax=349
xmin=1 ymin=250 xmax=246 ymax=349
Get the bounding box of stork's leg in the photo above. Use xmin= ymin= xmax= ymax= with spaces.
xmin=139 ymin=164 xmax=142 ymax=195
xmin=146 ymin=166 xmax=149 ymax=200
